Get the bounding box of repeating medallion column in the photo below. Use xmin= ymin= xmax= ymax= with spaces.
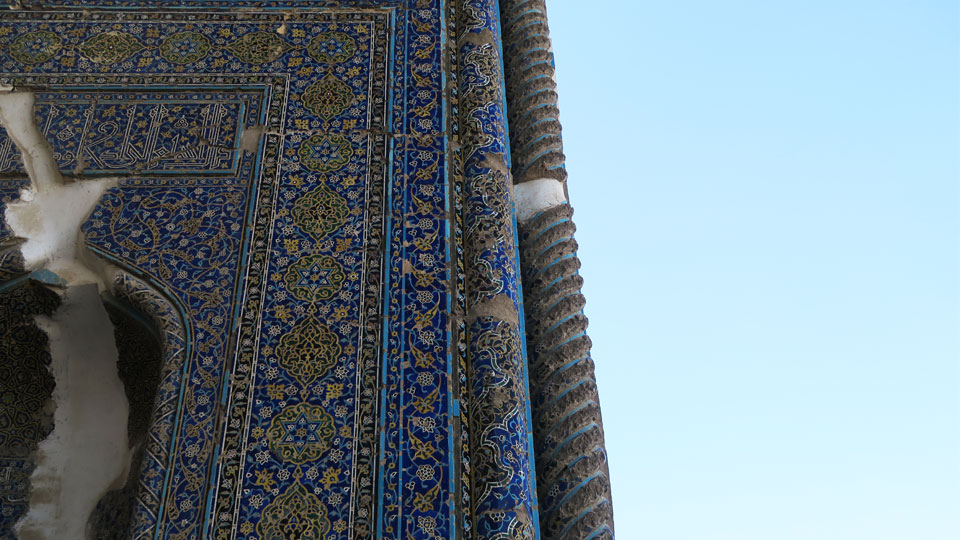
xmin=500 ymin=0 xmax=616 ymax=539
xmin=456 ymin=1 xmax=540 ymax=539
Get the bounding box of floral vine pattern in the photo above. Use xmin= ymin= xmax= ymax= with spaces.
xmin=455 ymin=1 xmax=541 ymax=539
xmin=0 ymin=2 xmax=454 ymax=540
xmin=0 ymin=1 xmax=559 ymax=540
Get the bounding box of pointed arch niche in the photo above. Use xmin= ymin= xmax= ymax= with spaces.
xmin=88 ymin=271 xmax=188 ymax=540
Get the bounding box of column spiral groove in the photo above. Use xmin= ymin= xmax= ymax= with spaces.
xmin=501 ymin=1 xmax=616 ymax=539
xmin=518 ymin=204 xmax=614 ymax=540
xmin=500 ymin=0 xmax=567 ymax=184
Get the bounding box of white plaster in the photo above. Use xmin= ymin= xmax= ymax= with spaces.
xmin=514 ymin=177 xmax=567 ymax=222
xmin=239 ymin=124 xmax=265 ymax=153
xmin=0 ymin=91 xmax=116 ymax=288
xmin=0 ymin=90 xmax=131 ymax=540
xmin=16 ymin=285 xmax=130 ymax=540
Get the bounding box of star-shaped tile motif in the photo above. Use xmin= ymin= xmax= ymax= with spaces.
xmin=159 ymin=31 xmax=211 ymax=64
xmin=284 ymin=254 xmax=345 ymax=302
xmin=298 ymin=134 xmax=353 ymax=172
xmin=306 ymin=31 xmax=356 ymax=64
xmin=280 ymin=411 xmax=325 ymax=450
xmin=266 ymin=403 xmax=336 ymax=463
xmin=306 ymin=140 xmax=336 ymax=164
xmin=295 ymin=261 xmax=337 ymax=290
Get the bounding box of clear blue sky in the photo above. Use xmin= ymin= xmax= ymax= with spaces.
xmin=547 ymin=1 xmax=959 ymax=538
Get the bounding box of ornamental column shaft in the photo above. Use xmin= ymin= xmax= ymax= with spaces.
xmin=500 ymin=1 xmax=616 ymax=539
xmin=456 ymin=1 xmax=541 ymax=539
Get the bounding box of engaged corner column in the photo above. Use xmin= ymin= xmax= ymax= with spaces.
xmin=500 ymin=0 xmax=616 ymax=539
xmin=456 ymin=1 xmax=540 ymax=539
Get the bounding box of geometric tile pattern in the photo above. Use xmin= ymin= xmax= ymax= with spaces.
xmin=0 ymin=1 xmax=599 ymax=539
xmin=0 ymin=281 xmax=59 ymax=540
xmin=0 ymin=2 xmax=455 ymax=540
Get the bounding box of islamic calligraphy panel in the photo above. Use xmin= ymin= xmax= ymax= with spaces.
xmin=0 ymin=88 xmax=258 ymax=176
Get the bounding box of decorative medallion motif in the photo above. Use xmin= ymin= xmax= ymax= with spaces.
xmin=306 ymin=31 xmax=356 ymax=63
xmin=159 ymin=31 xmax=211 ymax=64
xmin=256 ymin=478 xmax=331 ymax=539
xmin=9 ymin=31 xmax=61 ymax=65
xmin=276 ymin=317 xmax=341 ymax=387
xmin=297 ymin=134 xmax=353 ymax=173
xmin=266 ymin=403 xmax=336 ymax=463
xmin=0 ymin=9 xmax=449 ymax=540
xmin=291 ymin=182 xmax=350 ymax=241
xmin=224 ymin=31 xmax=291 ymax=64
xmin=79 ymin=32 xmax=145 ymax=64
xmin=283 ymin=254 xmax=346 ymax=302
xmin=301 ymin=73 xmax=354 ymax=120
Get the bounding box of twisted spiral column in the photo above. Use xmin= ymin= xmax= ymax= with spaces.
xmin=501 ymin=1 xmax=615 ymax=539
xmin=500 ymin=0 xmax=566 ymax=185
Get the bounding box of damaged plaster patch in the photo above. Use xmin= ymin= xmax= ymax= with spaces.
xmin=16 ymin=285 xmax=129 ymax=540
xmin=515 ymin=177 xmax=567 ymax=222
xmin=0 ymin=91 xmax=131 ymax=540
xmin=239 ymin=124 xmax=266 ymax=153
xmin=467 ymin=293 xmax=520 ymax=325
xmin=0 ymin=91 xmax=116 ymax=288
